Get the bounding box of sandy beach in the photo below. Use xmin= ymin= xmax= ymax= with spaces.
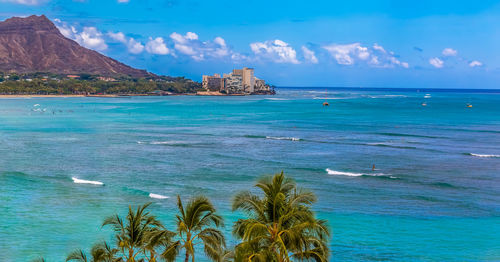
xmin=0 ymin=94 xmax=86 ymax=98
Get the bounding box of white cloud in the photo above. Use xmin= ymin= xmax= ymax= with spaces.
xmin=117 ymin=0 xmax=129 ymax=2
xmin=322 ymin=43 xmax=408 ymax=68
xmin=469 ymin=60 xmax=483 ymax=67
xmin=55 ymin=20 xmax=107 ymax=51
xmin=373 ymin=43 xmax=386 ymax=53
xmin=108 ymin=31 xmax=144 ymax=54
xmin=127 ymin=38 xmax=144 ymax=54
xmin=75 ymin=27 xmax=108 ymax=51
xmin=0 ymin=0 xmax=43 ymax=5
xmin=250 ymin=39 xmax=299 ymax=64
xmin=442 ymin=48 xmax=457 ymax=56
xmin=301 ymin=46 xmax=318 ymax=64
xmin=429 ymin=57 xmax=444 ymax=68
xmin=323 ymin=43 xmax=375 ymax=64
xmin=145 ymin=37 xmax=170 ymax=55
xmin=108 ymin=32 xmax=127 ymax=43
xmin=169 ymin=32 xmax=234 ymax=61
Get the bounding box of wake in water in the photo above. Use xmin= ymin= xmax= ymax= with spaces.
xmin=149 ymin=193 xmax=169 ymax=199
xmin=468 ymin=153 xmax=500 ymax=158
xmin=72 ymin=177 xmax=104 ymax=185
xmin=325 ymin=168 xmax=396 ymax=179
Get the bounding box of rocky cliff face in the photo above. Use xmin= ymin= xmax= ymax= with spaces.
xmin=0 ymin=15 xmax=150 ymax=77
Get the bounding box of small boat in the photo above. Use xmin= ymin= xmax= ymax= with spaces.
xmin=422 ymin=103 xmax=427 ymax=106
xmin=467 ymin=104 xmax=472 ymax=108
xmin=323 ymin=89 xmax=329 ymax=106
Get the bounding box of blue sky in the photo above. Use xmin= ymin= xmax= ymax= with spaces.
xmin=1 ymin=0 xmax=500 ymax=88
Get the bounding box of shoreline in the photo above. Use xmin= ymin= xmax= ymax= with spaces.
xmin=0 ymin=92 xmax=274 ymax=98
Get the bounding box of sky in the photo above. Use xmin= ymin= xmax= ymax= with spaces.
xmin=1 ymin=0 xmax=500 ymax=88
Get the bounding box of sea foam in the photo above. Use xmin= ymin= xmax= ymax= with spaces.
xmin=149 ymin=193 xmax=169 ymax=199
xmin=266 ymin=136 xmax=300 ymax=141
xmin=325 ymin=168 xmax=396 ymax=178
xmin=469 ymin=153 xmax=500 ymax=158
xmin=72 ymin=177 xmax=104 ymax=185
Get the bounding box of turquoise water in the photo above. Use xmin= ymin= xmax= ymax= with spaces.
xmin=0 ymin=88 xmax=499 ymax=261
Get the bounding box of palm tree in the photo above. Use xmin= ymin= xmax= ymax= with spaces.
xmin=66 ymin=241 xmax=120 ymax=262
xmin=162 ymin=195 xmax=226 ymax=262
xmin=102 ymin=203 xmax=174 ymax=262
xmin=232 ymin=171 xmax=330 ymax=262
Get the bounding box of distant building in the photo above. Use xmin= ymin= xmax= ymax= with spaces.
xmin=254 ymin=78 xmax=267 ymax=91
xmin=223 ymin=74 xmax=243 ymax=94
xmin=66 ymin=75 xmax=80 ymax=79
xmin=97 ymin=76 xmax=117 ymax=82
xmin=202 ymin=74 xmax=224 ymax=91
xmin=202 ymin=67 xmax=270 ymax=94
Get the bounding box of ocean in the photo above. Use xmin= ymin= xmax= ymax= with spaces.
xmin=0 ymin=87 xmax=499 ymax=261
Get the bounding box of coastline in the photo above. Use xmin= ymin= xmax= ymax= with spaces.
xmin=0 ymin=92 xmax=273 ymax=98
xmin=0 ymin=94 xmax=86 ymax=98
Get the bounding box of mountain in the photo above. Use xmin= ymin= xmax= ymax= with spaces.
xmin=0 ymin=15 xmax=150 ymax=77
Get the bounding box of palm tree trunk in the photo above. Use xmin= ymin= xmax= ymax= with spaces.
xmin=128 ymin=248 xmax=134 ymax=262
xmin=184 ymin=252 xmax=189 ymax=262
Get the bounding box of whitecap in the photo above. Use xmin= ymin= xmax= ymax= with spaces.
xmin=150 ymin=141 xmax=187 ymax=145
xmin=312 ymin=97 xmax=344 ymax=100
xmin=325 ymin=168 xmax=363 ymax=176
xmin=72 ymin=177 xmax=104 ymax=185
xmin=149 ymin=193 xmax=169 ymax=199
xmin=469 ymin=153 xmax=500 ymax=158
xmin=266 ymin=136 xmax=300 ymax=141
xmin=383 ymin=95 xmax=407 ymax=97
xmin=424 ymin=95 xmax=431 ymax=98
xmin=265 ymin=98 xmax=289 ymax=101
xmin=325 ymin=168 xmax=396 ymax=178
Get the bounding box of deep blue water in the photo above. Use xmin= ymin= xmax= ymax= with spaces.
xmin=0 ymin=88 xmax=499 ymax=261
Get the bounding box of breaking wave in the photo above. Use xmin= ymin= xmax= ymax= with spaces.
xmin=72 ymin=177 xmax=104 ymax=186
xmin=149 ymin=193 xmax=169 ymax=199
xmin=265 ymin=98 xmax=289 ymax=101
xmin=325 ymin=168 xmax=397 ymax=179
xmin=468 ymin=153 xmax=500 ymax=158
xmin=266 ymin=136 xmax=301 ymax=141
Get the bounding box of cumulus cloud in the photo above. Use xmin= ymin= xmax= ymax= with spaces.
xmin=169 ymin=32 xmax=233 ymax=61
xmin=442 ymin=48 xmax=457 ymax=56
xmin=55 ymin=20 xmax=107 ymax=51
xmin=127 ymin=38 xmax=144 ymax=54
xmin=76 ymin=27 xmax=108 ymax=51
xmin=145 ymin=37 xmax=170 ymax=55
xmin=250 ymin=39 xmax=299 ymax=64
xmin=108 ymin=31 xmax=144 ymax=54
xmin=0 ymin=0 xmax=43 ymax=5
xmin=322 ymin=42 xmax=408 ymax=68
xmin=301 ymin=46 xmax=318 ymax=64
xmin=429 ymin=57 xmax=444 ymax=68
xmin=108 ymin=32 xmax=127 ymax=43
xmin=469 ymin=60 xmax=483 ymax=67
